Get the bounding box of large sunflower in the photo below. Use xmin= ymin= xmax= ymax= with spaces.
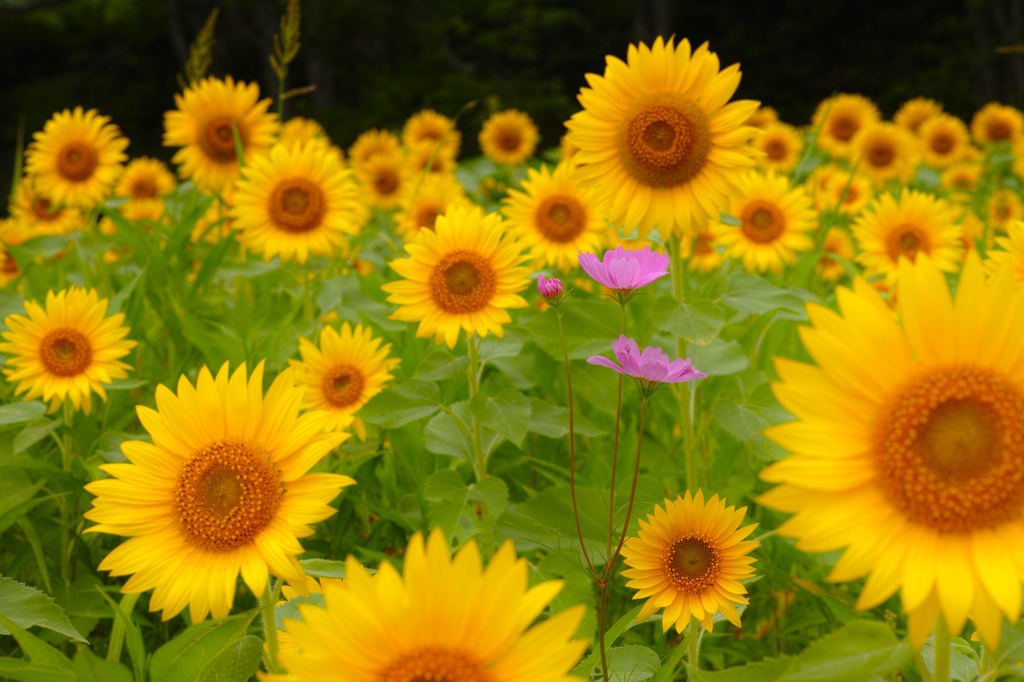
xmin=501 ymin=162 xmax=604 ymax=271
xmin=0 ymin=287 xmax=135 ymax=414
xmin=163 ymin=75 xmax=279 ymax=195
xmin=918 ymin=114 xmax=970 ymax=169
xmin=84 ymin=362 xmax=353 ymax=622
xmin=479 ymin=109 xmax=539 ymax=165
xmin=712 ymin=170 xmax=816 ymax=274
xmin=9 ymin=179 xmax=84 ymax=237
xmin=754 ymin=121 xmax=803 ymax=173
xmin=621 ymin=490 xmax=758 ymax=633
xmin=24 ymin=107 xmax=128 ymax=208
xmin=852 ymin=122 xmax=919 ymax=185
xmin=760 ymin=253 xmax=1024 ymax=648
xmin=971 ymin=102 xmax=1024 ymax=145
xmin=289 ymin=322 xmax=399 ymax=436
xmin=231 ymin=142 xmax=368 ymax=264
xmin=565 ymin=36 xmax=760 ymax=238
xmin=265 ymin=529 xmax=586 ymax=682
xmin=811 ymin=93 xmax=880 ymax=160
xmin=852 ymin=189 xmax=962 ymax=286
xmin=383 ymin=205 xmax=529 ymax=349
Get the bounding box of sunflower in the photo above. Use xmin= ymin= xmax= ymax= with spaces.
xmin=348 ymin=129 xmax=401 ymax=173
xmin=960 ymin=211 xmax=986 ymax=255
xmin=760 ymin=253 xmax=1024 ymax=648
xmin=289 ymin=322 xmax=399 ymax=437
xmin=822 ymin=169 xmax=871 ymax=216
xmin=8 ymin=179 xmax=84 ymax=237
xmin=810 ymin=93 xmax=880 ymax=159
xmin=406 ymin=140 xmax=457 ymax=176
xmin=163 ymin=75 xmax=279 ymax=195
xmin=565 ymin=36 xmax=760 ymax=239
xmin=712 ymin=170 xmax=816 ymax=274
xmin=971 ymin=102 xmax=1024 ymax=145
xmin=479 ymin=109 xmax=539 ymax=165
xmin=280 ymin=117 xmax=329 ymax=148
xmin=354 ymin=151 xmax=407 ymax=209
xmin=754 ymin=122 xmax=803 ymax=173
xmin=816 ymin=227 xmax=855 ymax=282
xmin=402 ymin=109 xmax=461 ymax=158
xmin=231 ymin=141 xmax=368 ymax=264
xmin=265 ymin=529 xmax=586 ymax=682
xmin=987 ymin=188 xmax=1024 ymax=232
xmin=99 ymin=196 xmax=168 ymax=238
xmin=805 ymin=162 xmax=843 ymax=207
xmin=745 ymin=105 xmax=779 ymax=129
xmin=940 ymin=162 xmax=982 ymax=200
xmin=560 ymin=133 xmax=580 ymax=163
xmin=84 ymin=363 xmax=352 ymax=622
xmin=502 ymin=162 xmax=604 ymax=270
xmin=893 ymin=97 xmax=942 ymax=134
xmin=394 ymin=172 xmax=469 ymax=238
xmin=986 ymin=220 xmax=1024 ymax=284
xmin=918 ymin=114 xmax=970 ymax=169
xmin=114 ymin=157 xmax=176 ymax=201
xmin=851 ymin=122 xmax=919 ymax=185
xmin=0 ymin=287 xmax=135 ymax=414
xmin=852 ymin=189 xmax=962 ymax=286
xmin=24 ymin=107 xmax=128 ymax=208
xmin=383 ymin=205 xmax=529 ymax=349
xmin=688 ymin=230 xmax=724 ymax=273
xmin=0 ymin=219 xmax=26 ymax=287
xmin=621 ymin=490 xmax=758 ymax=633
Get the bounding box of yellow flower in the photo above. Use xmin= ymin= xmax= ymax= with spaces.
xmin=851 ymin=122 xmax=919 ymax=185
xmin=163 ymin=76 xmax=279 ymax=194
xmin=0 ymin=220 xmax=23 ymax=287
xmin=114 ymin=157 xmax=176 ymax=201
xmin=811 ymin=93 xmax=880 ymax=159
xmin=9 ymin=179 xmax=84 ymax=237
xmin=918 ymin=114 xmax=970 ymax=168
xmin=383 ymin=205 xmax=529 ymax=349
xmin=816 ymin=227 xmax=855 ymax=282
xmin=565 ymin=36 xmax=759 ymax=238
xmin=354 ymin=151 xmax=407 ymax=209
xmin=501 ymin=162 xmax=604 ymax=271
xmin=940 ymin=162 xmax=982 ymax=199
xmin=479 ymin=109 xmax=539 ymax=165
xmin=893 ymin=97 xmax=942 ymax=134
xmin=987 ymin=188 xmax=1023 ymax=232
xmin=231 ymin=142 xmax=367 ymax=264
xmin=84 ymin=362 xmax=353 ymax=622
xmin=265 ymin=529 xmax=586 ymax=682
xmin=406 ymin=140 xmax=457 ymax=176
xmin=24 ymin=107 xmax=128 ymax=208
xmin=688 ymin=230 xmax=724 ymax=273
xmin=759 ymin=253 xmax=1024 ymax=648
xmin=622 ymin=491 xmax=758 ymax=632
xmin=348 ymin=128 xmax=401 ymax=172
xmin=986 ymin=220 xmax=1024 ymax=284
xmin=971 ymin=102 xmax=1024 ymax=144
xmin=745 ymin=105 xmax=779 ymax=129
xmin=821 ymin=169 xmax=872 ymax=216
xmin=713 ymin=170 xmax=816 ymax=274
xmin=0 ymin=287 xmax=135 ymax=414
xmin=280 ymin=117 xmax=329 ymax=148
xmin=754 ymin=122 xmax=804 ymax=173
xmin=402 ymin=109 xmax=461 ymax=158
xmin=394 ymin=172 xmax=469 ymax=239
xmin=289 ymin=322 xmax=399 ymax=435
xmin=852 ymin=189 xmax=962 ymax=286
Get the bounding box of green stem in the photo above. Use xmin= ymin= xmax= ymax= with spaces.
xmin=59 ymin=400 xmax=74 ymax=602
xmin=669 ymin=235 xmax=697 ymax=491
xmin=597 ymin=580 xmax=611 ymax=682
xmin=933 ymin=618 xmax=951 ymax=682
xmin=466 ymin=334 xmax=486 ymax=481
xmin=685 ymin=616 xmax=702 ymax=675
xmin=605 ymin=303 xmax=627 ymax=565
xmin=260 ymin=580 xmax=283 ymax=674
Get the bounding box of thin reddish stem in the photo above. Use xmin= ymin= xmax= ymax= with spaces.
xmin=606 ymin=398 xmax=647 ymax=581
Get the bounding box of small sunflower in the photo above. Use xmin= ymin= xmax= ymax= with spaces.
xmin=84 ymin=363 xmax=352 ymax=622
xmin=893 ymin=97 xmax=942 ymax=134
xmin=755 ymin=122 xmax=804 ymax=173
xmin=231 ymin=142 xmax=368 ymax=264
xmin=115 ymin=157 xmax=176 ymax=201
xmin=986 ymin=219 xmax=1024 ymax=284
xmin=265 ymin=529 xmax=586 ymax=682
xmin=479 ymin=109 xmax=539 ymax=165
xmin=163 ymin=75 xmax=279 ymax=195
xmin=971 ymin=102 xmax=1024 ymax=145
xmin=0 ymin=287 xmax=135 ymax=414
xmin=406 ymin=140 xmax=457 ymax=176
xmin=811 ymin=93 xmax=881 ymax=159
xmin=940 ymin=162 xmax=982 ymax=199
xmin=9 ymin=179 xmax=84 ymax=237
xmin=621 ymin=490 xmax=758 ymax=632
xmin=501 ymin=162 xmax=604 ymax=271
xmin=347 ymin=128 xmax=401 ymax=172
xmin=712 ymin=170 xmax=816 ymax=274
xmin=852 ymin=189 xmax=962 ymax=285
xmin=395 ymin=172 xmax=469 ymax=238
xmin=383 ymin=205 xmax=529 ymax=349
xmin=565 ymin=36 xmax=760 ymax=238
xmin=918 ymin=114 xmax=970 ymax=168
xmin=280 ymin=117 xmax=329 ymax=148
xmin=745 ymin=105 xmax=779 ymax=129
xmin=959 ymin=210 xmax=986 ymax=254
xmin=0 ymin=220 xmax=27 ymax=287
xmin=821 ymin=169 xmax=872 ymax=216
xmin=354 ymin=151 xmax=407 ymax=209
xmin=805 ymin=162 xmax=843 ymax=204
xmin=851 ymin=122 xmax=919 ymax=185
xmin=817 ymin=227 xmax=855 ymax=282
xmin=987 ymin=188 xmax=1024 ymax=232
xmin=289 ymin=322 xmax=399 ymax=436
xmin=688 ymin=230 xmax=724 ymax=273
xmin=402 ymin=109 xmax=461 ymax=158
xmin=24 ymin=107 xmax=128 ymax=208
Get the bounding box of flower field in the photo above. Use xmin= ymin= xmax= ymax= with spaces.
xmin=3 ymin=6 xmax=1024 ymax=682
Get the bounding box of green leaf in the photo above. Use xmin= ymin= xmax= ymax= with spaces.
xmin=527 ymin=398 xmax=604 ymax=438
xmin=424 ymin=403 xmax=473 ymax=460
xmin=689 ymin=339 xmax=749 ymax=376
xmin=0 ymin=612 xmax=73 ymax=669
xmin=0 ymin=402 xmax=46 ymax=427
xmin=149 ymin=611 xmax=258 ymax=682
xmin=413 ymin=349 xmax=468 ymax=382
xmin=712 ymin=403 xmax=770 ymax=440
xmin=359 ymin=381 xmax=442 ymax=427
xmin=275 ymin=593 xmax=326 ymax=631
xmin=0 ymin=576 xmax=86 ymax=642
xmin=721 ymin=273 xmax=811 ymax=320
xmin=94 ymin=589 xmax=145 ymax=682
xmin=0 ymin=659 xmax=76 ymax=682
xmin=71 ymin=646 xmax=132 ymax=682
xmin=657 ymin=298 xmax=724 ymax=346
xmin=199 ymin=634 xmax=263 ymax=682
xmin=105 ymin=379 xmax=149 ymax=390
xmin=572 ymin=607 xmax=645 ymax=677
xmin=691 ymin=657 xmax=794 ymax=681
xmin=13 ymin=419 xmax=60 ymax=454
xmin=479 ymin=336 xmax=524 ymax=365
xmin=424 ymin=469 xmax=509 ymax=543
xmin=299 ymin=558 xmax=346 ymax=579
xmin=607 ymin=645 xmax=660 ymax=681
xmin=777 ymin=621 xmax=913 ymax=681
xmin=106 ymin=273 xmax=140 ymax=315
xmin=483 ymin=388 xmax=531 ymax=447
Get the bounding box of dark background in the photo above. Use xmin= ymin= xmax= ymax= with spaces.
xmin=2 ymin=0 xmax=1023 ymax=200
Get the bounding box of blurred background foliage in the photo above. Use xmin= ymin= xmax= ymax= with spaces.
xmin=1 ymin=0 xmax=1023 ymax=197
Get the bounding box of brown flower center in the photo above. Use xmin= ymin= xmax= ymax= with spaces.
xmin=876 ymin=367 xmax=1024 ymax=531
xmin=535 ymin=196 xmax=585 ymax=243
xmin=740 ymin=200 xmax=785 ymax=244
xmin=200 ymin=115 xmax=246 ymax=163
xmin=429 ymin=250 xmax=496 ymax=314
xmin=268 ymin=177 xmax=326 ymax=233
xmin=414 ymin=202 xmax=441 ymax=231
xmin=830 ymin=114 xmax=859 ymax=142
xmin=57 ymin=141 xmax=98 ymax=182
xmin=664 ymin=536 xmax=719 ymax=592
xmin=930 ymin=133 xmax=954 ymax=155
xmin=618 ymin=94 xmax=711 ymax=189
xmin=866 ymin=140 xmax=895 ymax=169
xmin=885 ymin=224 xmax=929 ymax=263
xmin=379 ymin=647 xmax=493 ymax=682
xmin=373 ymin=169 xmax=399 ymax=196
xmin=130 ymin=178 xmax=159 ymax=199
xmin=764 ymin=137 xmax=787 ymax=160
xmin=39 ymin=328 xmax=92 ymax=377
xmin=987 ymin=119 xmax=1012 ymax=142
xmin=320 ymin=364 xmax=365 ymax=409
xmin=32 ymin=198 xmax=62 ymax=221
xmin=694 ymin=232 xmax=714 ymax=256
xmin=496 ymin=126 xmax=522 ymax=153
xmin=176 ymin=440 xmax=282 ymax=551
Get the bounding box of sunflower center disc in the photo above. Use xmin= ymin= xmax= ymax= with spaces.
xmin=867 ymin=141 xmax=895 ymax=168
xmin=931 ymin=134 xmax=954 ymax=154
xmin=886 ymin=225 xmax=927 ymax=262
xmin=876 ymin=367 xmax=1024 ymax=531
xmin=39 ymin=328 xmax=92 ymax=377
xmin=664 ymin=536 xmax=719 ymax=591
xmin=497 ymin=127 xmax=522 ymax=153
xmin=201 ymin=115 xmax=244 ymax=162
xmin=694 ymin=233 xmax=714 ymax=255
xmin=765 ymin=138 xmax=787 ymax=160
xmin=430 ymin=250 xmax=497 ymax=314
xmin=414 ymin=202 xmax=440 ymax=231
xmin=740 ymin=201 xmax=785 ymax=244
xmin=269 ymin=178 xmax=326 ymax=233
xmin=57 ymin=141 xmax=98 ymax=181
xmin=374 ymin=170 xmax=399 ymax=195
xmin=620 ymin=94 xmax=711 ymax=188
xmin=380 ymin=647 xmax=493 ymax=682
xmin=996 ymin=202 xmax=1010 ymax=221
xmin=537 ymin=197 xmax=585 ymax=242
xmin=321 ymin=363 xmax=365 ymax=408
xmin=987 ymin=119 xmax=1012 ymax=141
xmin=32 ymin=198 xmax=61 ymax=221
xmin=176 ymin=440 xmax=281 ymax=551
xmin=830 ymin=115 xmax=858 ymax=141
xmin=131 ymin=179 xmax=158 ymax=199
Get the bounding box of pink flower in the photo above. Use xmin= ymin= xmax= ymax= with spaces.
xmin=588 ymin=335 xmax=706 ymax=394
xmin=578 ymin=246 xmax=669 ymax=293
xmin=537 ymin=275 xmax=564 ymax=299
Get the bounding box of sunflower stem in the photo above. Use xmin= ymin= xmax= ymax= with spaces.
xmin=669 ymin=234 xmax=697 ymax=492
xmin=59 ymin=400 xmax=74 ymax=602
xmin=933 ymin=618 xmax=951 ymax=682
xmin=260 ymin=580 xmax=283 ymax=674
xmin=685 ymin=616 xmax=702 ymax=674
xmin=466 ymin=334 xmax=486 ymax=481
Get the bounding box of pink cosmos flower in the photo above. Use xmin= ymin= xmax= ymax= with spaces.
xmin=588 ymin=335 xmax=706 ymax=393
xmin=578 ymin=246 xmax=669 ymax=293
xmin=537 ymin=275 xmax=564 ymax=299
